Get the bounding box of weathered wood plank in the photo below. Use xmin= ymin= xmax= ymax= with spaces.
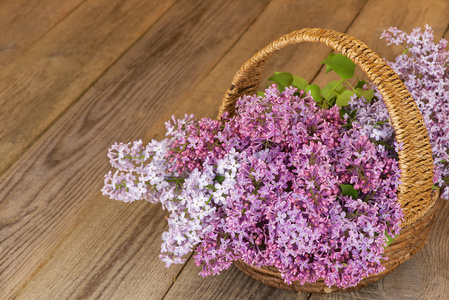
xmin=347 ymin=0 xmax=449 ymax=62
xmin=171 ymin=0 xmax=370 ymax=122
xmin=0 ymin=0 xmax=175 ymax=176
xmin=4 ymin=0 xmax=449 ymax=300
xmin=2 ymin=0 xmax=271 ymax=299
xmin=312 ymin=0 xmax=449 ymax=88
xmin=14 ymin=201 xmax=181 ymax=300
xmin=163 ymin=264 xmax=309 ymax=300
xmin=0 ymin=0 xmax=84 ymax=68
xmin=13 ymin=0 xmax=368 ymax=299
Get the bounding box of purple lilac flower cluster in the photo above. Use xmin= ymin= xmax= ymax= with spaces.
xmin=103 ymin=84 xmax=403 ymax=289
xmin=348 ymin=25 xmax=449 ymax=199
xmin=194 ymin=86 xmax=402 ymax=288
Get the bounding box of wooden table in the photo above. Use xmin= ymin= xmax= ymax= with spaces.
xmin=1 ymin=0 xmax=448 ymax=299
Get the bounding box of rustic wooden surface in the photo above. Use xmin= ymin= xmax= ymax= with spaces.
xmin=1 ymin=0 xmax=448 ymax=299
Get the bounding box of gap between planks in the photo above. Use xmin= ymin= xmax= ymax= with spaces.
xmin=0 ymin=0 xmax=86 ymax=69
xmin=1 ymin=0 xmax=179 ymax=298
xmin=0 ymin=0 xmax=178 ymax=177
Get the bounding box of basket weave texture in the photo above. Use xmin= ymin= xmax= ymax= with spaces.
xmin=217 ymin=28 xmax=440 ymax=293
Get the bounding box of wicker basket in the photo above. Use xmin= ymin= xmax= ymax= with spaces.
xmin=217 ymin=28 xmax=441 ymax=293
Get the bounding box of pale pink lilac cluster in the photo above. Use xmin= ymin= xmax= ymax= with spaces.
xmin=102 ymin=116 xmax=240 ymax=267
xmin=348 ymin=25 xmax=449 ymax=199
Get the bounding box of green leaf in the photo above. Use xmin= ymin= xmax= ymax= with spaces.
xmin=336 ymin=90 xmax=355 ymax=107
xmin=206 ymin=194 xmax=214 ymax=205
xmin=355 ymin=88 xmax=374 ymax=102
xmin=214 ymin=175 xmax=226 ymax=184
xmin=321 ymin=54 xmax=355 ymax=79
xmin=257 ymin=91 xmax=265 ymax=97
xmin=268 ymin=72 xmax=293 ymax=91
xmin=431 ymin=185 xmax=440 ymax=190
xmin=304 ymin=84 xmax=322 ymax=102
xmin=204 ymin=184 xmax=216 ymax=191
xmin=339 ymin=184 xmax=358 ymax=199
xmin=355 ymin=80 xmax=367 ymax=90
xmin=292 ymin=76 xmax=308 ymax=91
xmin=349 ymin=108 xmax=358 ymax=118
xmin=385 ymin=231 xmax=395 ymax=247
xmin=375 ymin=121 xmax=389 ymax=126
xmin=321 ymin=80 xmax=343 ymax=101
xmin=339 ymin=107 xmax=358 ymax=125
xmin=325 ymin=92 xmax=338 ymax=103
xmin=438 ymin=159 xmax=448 ymax=163
xmin=323 ymin=53 xmax=336 ymax=74
xmin=339 ymin=107 xmax=348 ymax=119
xmin=336 ymin=86 xmax=346 ymax=94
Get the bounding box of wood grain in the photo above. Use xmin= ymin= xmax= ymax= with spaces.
xmin=3 ymin=0 xmax=270 ymax=299
xmin=0 ymin=0 xmax=175 ymax=176
xmin=172 ymin=0 xmax=369 ymax=121
xmin=14 ymin=1 xmax=368 ymax=299
xmin=347 ymin=0 xmax=449 ymax=62
xmin=0 ymin=0 xmax=84 ymax=68
xmin=163 ymin=263 xmax=309 ymax=300
xmin=1 ymin=0 xmax=449 ymax=299
xmin=312 ymin=0 xmax=449 ymax=88
xmin=13 ymin=200 xmax=183 ymax=300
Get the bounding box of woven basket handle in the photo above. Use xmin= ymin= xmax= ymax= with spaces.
xmin=218 ymin=28 xmax=435 ymax=226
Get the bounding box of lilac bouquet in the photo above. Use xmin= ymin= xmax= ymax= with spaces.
xmin=102 ymin=26 xmax=449 ymax=289
xmin=377 ymin=25 xmax=449 ymax=197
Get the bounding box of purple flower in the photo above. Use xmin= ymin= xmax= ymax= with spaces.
xmin=102 ymin=27 xmax=449 ymax=287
